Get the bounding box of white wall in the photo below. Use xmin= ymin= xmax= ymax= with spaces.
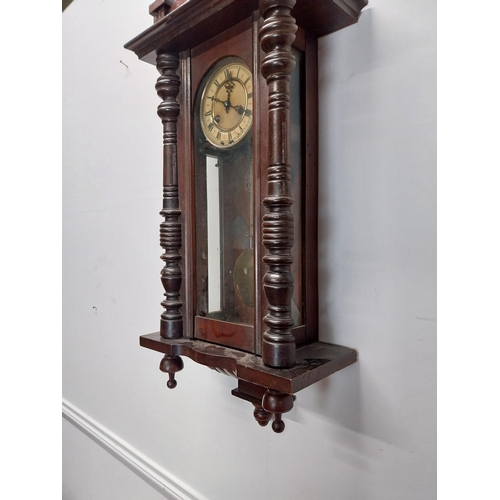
xmin=62 ymin=1 xmax=436 ymax=499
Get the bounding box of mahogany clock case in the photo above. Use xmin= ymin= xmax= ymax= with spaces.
xmin=125 ymin=0 xmax=367 ymax=432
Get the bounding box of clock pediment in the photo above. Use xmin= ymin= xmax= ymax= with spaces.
xmin=125 ymin=0 xmax=367 ymax=63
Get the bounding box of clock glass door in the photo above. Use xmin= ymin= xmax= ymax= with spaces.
xmin=193 ymin=57 xmax=255 ymax=351
xmin=290 ymin=47 xmax=304 ymax=328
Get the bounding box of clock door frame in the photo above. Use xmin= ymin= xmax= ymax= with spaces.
xmin=177 ymin=10 xmax=319 ymax=356
xmin=181 ymin=17 xmax=258 ymax=353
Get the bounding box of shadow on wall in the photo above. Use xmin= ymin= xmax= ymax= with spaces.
xmin=317 ymin=7 xmax=375 ymax=348
xmin=304 ymin=7 xmax=418 ymax=451
xmin=311 ymin=7 xmax=374 ymax=443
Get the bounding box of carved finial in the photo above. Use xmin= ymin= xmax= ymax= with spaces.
xmin=159 ymin=355 xmax=184 ymax=389
xmin=149 ymin=0 xmax=175 ymax=23
xmin=252 ymin=404 xmax=273 ymax=427
xmin=262 ymin=389 xmax=295 ymax=433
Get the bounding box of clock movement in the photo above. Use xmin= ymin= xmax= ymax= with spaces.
xmin=125 ymin=0 xmax=367 ymax=433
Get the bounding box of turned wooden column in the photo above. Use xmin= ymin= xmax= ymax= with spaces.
xmin=156 ymin=50 xmax=183 ymax=339
xmin=259 ymin=0 xmax=297 ymax=368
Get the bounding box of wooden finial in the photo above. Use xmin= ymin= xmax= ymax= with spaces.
xmin=159 ymin=355 xmax=184 ymax=389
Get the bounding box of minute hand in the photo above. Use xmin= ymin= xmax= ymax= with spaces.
xmin=209 ymin=96 xmax=248 ymax=115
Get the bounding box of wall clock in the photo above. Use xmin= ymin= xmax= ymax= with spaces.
xmin=125 ymin=0 xmax=367 ymax=433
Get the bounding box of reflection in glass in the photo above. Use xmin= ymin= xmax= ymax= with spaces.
xmin=290 ymin=48 xmax=304 ymax=326
xmin=206 ymin=155 xmax=221 ymax=312
xmin=194 ymin=59 xmax=254 ymax=326
xmin=196 ymin=147 xmax=254 ymax=325
xmin=233 ymin=247 xmax=254 ymax=308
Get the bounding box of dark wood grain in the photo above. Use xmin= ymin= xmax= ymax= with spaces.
xmin=126 ymin=0 xmax=258 ymax=64
xmin=195 ymin=316 xmax=255 ymax=353
xmin=159 ymin=354 xmax=184 ymax=388
xmin=140 ymin=332 xmax=358 ymax=394
xmin=262 ymin=389 xmax=294 ymax=432
xmin=292 ymin=0 xmax=368 ymax=37
xmin=149 ymin=0 xmax=174 ymax=22
xmin=232 ymin=380 xmax=296 ymax=432
xmin=127 ymin=0 xmax=366 ymax=433
xmin=252 ymin=404 xmax=273 ymax=427
xmin=259 ymin=0 xmax=298 ymax=368
xmin=156 ymin=51 xmax=183 ymax=339
xmin=126 ymin=0 xmax=367 ymax=65
xmin=256 ymin=12 xmax=268 ymax=356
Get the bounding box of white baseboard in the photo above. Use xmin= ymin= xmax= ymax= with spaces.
xmin=62 ymin=399 xmax=206 ymax=500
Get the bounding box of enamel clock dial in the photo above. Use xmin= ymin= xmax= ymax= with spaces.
xmin=200 ymin=58 xmax=253 ymax=149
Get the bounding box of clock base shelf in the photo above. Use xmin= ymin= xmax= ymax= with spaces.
xmin=140 ymin=332 xmax=357 ymax=432
xmin=140 ymin=332 xmax=357 ymax=394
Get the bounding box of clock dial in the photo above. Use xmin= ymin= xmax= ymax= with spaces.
xmin=200 ymin=60 xmax=253 ymax=149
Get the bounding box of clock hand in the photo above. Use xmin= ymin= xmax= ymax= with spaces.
xmin=224 ymin=80 xmax=235 ymax=114
xmin=210 ymin=95 xmax=233 ymax=114
xmin=208 ymin=95 xmax=249 ymax=116
xmin=208 ymin=95 xmax=229 ymax=107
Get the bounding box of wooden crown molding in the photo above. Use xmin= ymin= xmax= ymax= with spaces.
xmin=125 ymin=0 xmax=367 ymax=64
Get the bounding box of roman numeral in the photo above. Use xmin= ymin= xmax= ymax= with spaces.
xmin=247 ymin=92 xmax=253 ymax=99
xmin=228 ymin=132 xmax=233 ymax=143
xmin=224 ymin=69 xmax=232 ymax=80
xmin=214 ymin=79 xmax=220 ymax=87
xmin=244 ymin=76 xmax=251 ymax=85
xmin=244 ymin=109 xmax=252 ymax=117
xmin=204 ymin=111 xmax=211 ymax=116
xmin=208 ymin=122 xmax=215 ymax=131
xmin=216 ymin=130 xmax=221 ymax=140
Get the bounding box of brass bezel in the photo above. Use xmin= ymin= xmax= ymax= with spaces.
xmin=199 ymin=57 xmax=253 ymax=149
